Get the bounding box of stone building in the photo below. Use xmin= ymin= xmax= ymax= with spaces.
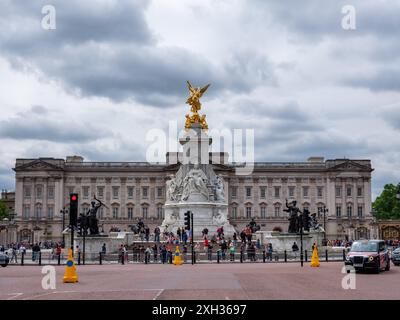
xmin=11 ymin=154 xmax=376 ymax=244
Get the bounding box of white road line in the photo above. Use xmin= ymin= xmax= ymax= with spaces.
xmin=7 ymin=293 xmax=23 ymax=300
xmin=153 ymin=289 xmax=164 ymax=300
xmin=225 ymin=296 xmax=230 ymax=300
xmin=22 ymin=291 xmax=56 ymax=300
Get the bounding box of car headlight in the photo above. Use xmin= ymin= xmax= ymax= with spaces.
xmin=346 ymin=255 xmax=352 ymax=261
xmin=368 ymin=256 xmax=375 ymax=262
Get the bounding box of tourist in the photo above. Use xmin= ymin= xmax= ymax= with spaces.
xmin=10 ymin=245 xmax=18 ymax=264
xmin=240 ymin=229 xmax=246 ymax=243
xmin=202 ymin=228 xmax=209 ymax=239
xmin=160 ymin=244 xmax=167 ymax=264
xmin=124 ymin=245 xmax=128 ymax=262
xmin=152 ymin=243 xmax=158 ymax=261
xmin=182 ymin=229 xmax=188 ymax=245
xmin=207 ymin=243 xmax=213 ymax=260
xmin=229 ymin=242 xmax=235 ymax=261
xmin=233 ymin=232 xmax=237 ymax=247
xmin=145 ymin=226 xmax=150 ymax=242
xmin=101 ymin=243 xmax=106 ymax=255
xmin=220 ymin=238 xmax=227 ymax=260
xmin=177 ymin=227 xmax=182 ymax=242
xmin=292 ymin=242 xmax=299 ymax=259
xmin=154 ymin=226 xmax=160 ymax=242
xmin=145 ymin=246 xmax=152 ymax=263
xmin=256 ymin=239 xmax=261 ymax=250
xmin=267 ymin=243 xmax=273 ymax=261
xmin=204 ymin=237 xmax=209 ymax=252
xmin=245 ymin=225 xmax=252 ymax=243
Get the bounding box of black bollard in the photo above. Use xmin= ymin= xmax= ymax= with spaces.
xmin=284 ymin=250 xmax=287 ymax=262
xmin=121 ymin=254 xmax=125 ymax=265
xmin=99 ymin=252 xmax=103 ymax=265
xmin=21 ymin=251 xmax=24 ymax=266
xmin=217 ymin=251 xmax=220 ymax=264
xmin=343 ymin=249 xmax=346 ymax=261
xmin=325 ymin=249 xmax=328 ymax=262
xmin=57 ymin=253 xmax=61 ymax=265
xmin=78 ymin=252 xmax=81 ymax=265
xmin=240 ymin=251 xmax=243 ymax=263
xmin=39 ymin=252 xmax=42 ymax=266
xmin=305 ymin=250 xmax=308 ymax=262
xmin=263 ymin=250 xmax=266 ymax=263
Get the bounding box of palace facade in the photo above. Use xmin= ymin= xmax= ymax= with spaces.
xmin=10 ymin=155 xmax=377 ymax=244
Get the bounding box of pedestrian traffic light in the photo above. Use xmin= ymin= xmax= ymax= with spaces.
xmin=69 ymin=193 xmax=78 ymax=227
xmin=184 ymin=211 xmax=191 ymax=230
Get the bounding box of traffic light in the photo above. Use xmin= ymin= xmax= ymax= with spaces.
xmin=69 ymin=193 xmax=78 ymax=227
xmin=184 ymin=211 xmax=191 ymax=230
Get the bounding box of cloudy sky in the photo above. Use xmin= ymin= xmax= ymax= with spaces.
xmin=0 ymin=0 xmax=399 ymax=199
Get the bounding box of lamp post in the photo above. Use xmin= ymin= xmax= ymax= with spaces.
xmin=318 ymin=206 xmax=329 ymax=245
xmin=396 ymin=183 xmax=400 ymax=202
xmin=60 ymin=207 xmax=68 ymax=246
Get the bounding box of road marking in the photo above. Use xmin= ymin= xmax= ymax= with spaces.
xmin=225 ymin=296 xmax=230 ymax=300
xmin=153 ymin=289 xmax=164 ymax=300
xmin=23 ymin=291 xmax=56 ymax=300
xmin=7 ymin=293 xmax=23 ymax=300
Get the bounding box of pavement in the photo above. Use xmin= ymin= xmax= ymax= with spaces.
xmin=1 ymin=262 xmax=399 ymax=300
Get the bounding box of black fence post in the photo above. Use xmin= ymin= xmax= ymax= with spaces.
xmin=21 ymin=251 xmax=24 ymax=266
xmin=217 ymin=251 xmax=220 ymax=264
xmin=284 ymin=250 xmax=287 ymax=263
xmin=343 ymin=249 xmax=346 ymax=261
xmin=325 ymin=249 xmax=328 ymax=262
xmin=57 ymin=253 xmax=61 ymax=265
xmin=121 ymin=253 xmax=125 ymax=265
xmin=145 ymin=252 xmax=148 ymax=264
xmin=78 ymin=252 xmax=81 ymax=265
xmin=99 ymin=252 xmax=103 ymax=265
xmin=38 ymin=252 xmax=42 ymax=266
xmin=263 ymin=250 xmax=266 ymax=263
xmin=240 ymin=251 xmax=243 ymax=263
xmin=305 ymin=250 xmax=308 ymax=262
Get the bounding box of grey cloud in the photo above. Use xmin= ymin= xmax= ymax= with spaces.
xmin=343 ymin=69 xmax=400 ymax=92
xmin=0 ymin=1 xmax=277 ymax=106
xmin=380 ymin=104 xmax=400 ymax=130
xmin=0 ymin=106 xmax=111 ymax=142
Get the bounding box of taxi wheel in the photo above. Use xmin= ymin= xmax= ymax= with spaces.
xmin=1 ymin=263 xmax=7 ymax=267
xmin=374 ymin=261 xmax=380 ymax=274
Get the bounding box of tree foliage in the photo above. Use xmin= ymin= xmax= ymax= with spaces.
xmin=373 ymin=183 xmax=400 ymax=220
xmin=0 ymin=200 xmax=9 ymax=220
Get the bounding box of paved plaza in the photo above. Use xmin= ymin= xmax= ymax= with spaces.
xmin=1 ymin=262 xmax=399 ymax=300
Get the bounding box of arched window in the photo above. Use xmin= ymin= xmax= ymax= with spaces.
xmin=259 ymin=203 xmax=267 ymax=219
xmin=35 ymin=204 xmax=42 ymax=219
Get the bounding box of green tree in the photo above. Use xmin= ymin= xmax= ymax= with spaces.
xmin=373 ymin=183 xmax=400 ymax=219
xmin=0 ymin=200 xmax=9 ymax=220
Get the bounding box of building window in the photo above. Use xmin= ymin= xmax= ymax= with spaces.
xmin=127 ymin=207 xmax=134 ymax=220
xmin=48 ymin=186 xmax=54 ymax=199
xmin=347 ymin=205 xmax=352 ymax=217
xmin=112 ymin=187 xmax=119 ymax=199
xmin=335 ymin=187 xmax=342 ymax=197
xmin=47 ymin=206 xmax=54 ymax=219
xmin=357 ymin=206 xmax=363 ymax=217
xmin=303 ymin=186 xmax=309 ymax=198
xmin=246 ymin=187 xmax=252 ymax=197
xmin=112 ymin=207 xmax=119 ymax=219
xmin=157 ymin=207 xmax=163 ymax=219
xmin=274 ymin=206 xmax=280 ymax=217
xmin=317 ymin=187 xmax=323 ymax=198
xmin=274 ymin=187 xmax=280 ymax=198
xmin=346 ymin=186 xmax=352 ymax=197
xmin=157 ymin=187 xmax=163 ymax=198
xmin=68 ymin=187 xmax=74 ymax=195
xmin=288 ymin=186 xmax=295 ymax=198
xmin=142 ymin=187 xmax=149 ymax=198
xmin=24 ymin=186 xmax=31 ymax=198
xmin=260 ymin=206 xmax=266 ymax=219
xmin=260 ymin=187 xmax=266 ymax=198
xmin=23 ymin=206 xmax=30 ymax=220
xmin=98 ymin=207 xmax=104 ymax=219
xmin=357 ymin=187 xmax=363 ymax=197
xmin=35 ymin=205 xmax=42 ymax=219
xmin=36 ymin=186 xmax=43 ymax=198
xmin=231 ymin=187 xmax=237 ymax=198
xmin=246 ymin=206 xmax=252 ymax=219
xmin=83 ymin=186 xmax=89 ymax=198
xmin=231 ymin=207 xmax=237 ymax=219
xmin=142 ymin=206 xmax=148 ymax=219
xmin=97 ymin=186 xmax=104 ymax=198
xmin=336 ymin=206 xmax=342 ymax=217
xmin=127 ymin=187 xmax=134 ymax=198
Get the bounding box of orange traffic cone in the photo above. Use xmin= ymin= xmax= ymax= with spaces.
xmin=173 ymin=245 xmax=183 ymax=265
xmin=63 ymin=248 xmax=78 ymax=283
xmin=310 ymin=245 xmax=320 ymax=267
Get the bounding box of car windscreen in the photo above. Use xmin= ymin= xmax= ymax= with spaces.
xmin=393 ymin=248 xmax=400 ymax=253
xmin=350 ymin=242 xmax=378 ymax=252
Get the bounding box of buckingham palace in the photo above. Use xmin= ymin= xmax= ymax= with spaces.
xmin=10 ymin=153 xmax=377 ymax=244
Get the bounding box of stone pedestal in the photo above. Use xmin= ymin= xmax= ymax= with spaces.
xmin=255 ymin=230 xmax=325 ymax=252
xmin=63 ymin=230 xmax=134 ymax=253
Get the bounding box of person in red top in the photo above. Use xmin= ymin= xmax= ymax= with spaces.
xmin=204 ymin=237 xmax=209 ymax=252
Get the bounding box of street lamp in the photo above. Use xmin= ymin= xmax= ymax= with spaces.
xmin=60 ymin=207 xmax=68 ymax=246
xmin=396 ymin=183 xmax=400 ymax=201
xmin=318 ymin=206 xmax=329 ymax=245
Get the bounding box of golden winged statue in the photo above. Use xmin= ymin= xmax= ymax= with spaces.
xmin=185 ymin=80 xmax=210 ymax=130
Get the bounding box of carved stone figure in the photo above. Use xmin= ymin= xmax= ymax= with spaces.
xmin=284 ymin=199 xmax=301 ymax=233
xmin=214 ymin=175 xmax=225 ymax=201
xmin=181 ymin=167 xmax=209 ymax=201
xmin=166 ymin=175 xmax=178 ymax=201
xmin=212 ymin=209 xmax=228 ymax=226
